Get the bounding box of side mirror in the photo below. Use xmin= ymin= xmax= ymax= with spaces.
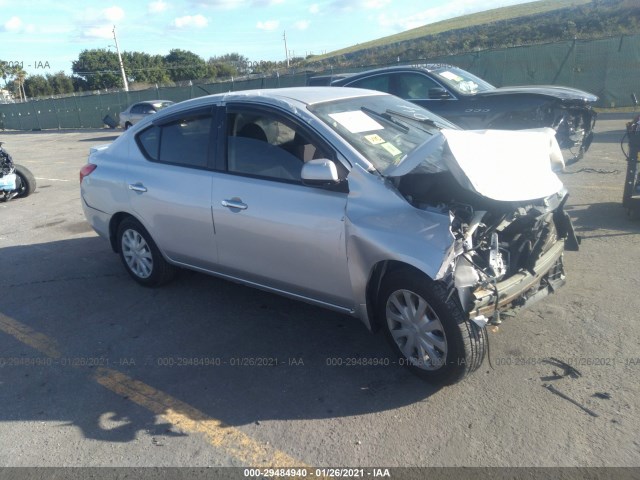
xmin=301 ymin=159 xmax=339 ymax=186
xmin=428 ymin=87 xmax=453 ymax=100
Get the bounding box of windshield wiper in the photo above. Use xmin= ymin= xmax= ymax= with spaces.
xmin=384 ymin=109 xmax=439 ymax=128
xmin=361 ymin=106 xmax=409 ymax=133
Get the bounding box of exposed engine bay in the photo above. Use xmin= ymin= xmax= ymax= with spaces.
xmin=392 ymin=137 xmax=579 ymax=323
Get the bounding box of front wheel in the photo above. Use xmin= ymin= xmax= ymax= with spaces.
xmin=116 ymin=217 xmax=176 ymax=287
xmin=14 ymin=164 xmax=36 ymax=198
xmin=378 ymin=269 xmax=486 ymax=385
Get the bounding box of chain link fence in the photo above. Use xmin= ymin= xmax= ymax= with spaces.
xmin=1 ymin=34 xmax=638 ymax=131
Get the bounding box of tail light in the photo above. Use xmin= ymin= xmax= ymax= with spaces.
xmin=79 ymin=163 xmax=97 ymax=183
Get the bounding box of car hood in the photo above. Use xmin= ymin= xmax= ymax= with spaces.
xmin=386 ymin=128 xmax=564 ymax=202
xmin=478 ymin=85 xmax=598 ymax=103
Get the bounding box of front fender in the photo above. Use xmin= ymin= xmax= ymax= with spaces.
xmin=344 ymin=165 xmax=454 ymax=328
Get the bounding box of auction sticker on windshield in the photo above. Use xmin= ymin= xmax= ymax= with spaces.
xmin=364 ymin=134 xmax=385 ymax=145
xmin=329 ymin=111 xmax=383 ymax=133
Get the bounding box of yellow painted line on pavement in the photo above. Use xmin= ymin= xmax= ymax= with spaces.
xmin=0 ymin=313 xmax=61 ymax=358
xmin=93 ymin=367 xmax=307 ymax=467
xmin=0 ymin=313 xmax=307 ymax=468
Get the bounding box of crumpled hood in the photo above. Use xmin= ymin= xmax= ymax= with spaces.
xmin=479 ymin=85 xmax=598 ymax=103
xmin=387 ymin=128 xmax=565 ymax=202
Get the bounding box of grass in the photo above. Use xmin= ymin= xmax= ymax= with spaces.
xmin=312 ymin=0 xmax=593 ymax=61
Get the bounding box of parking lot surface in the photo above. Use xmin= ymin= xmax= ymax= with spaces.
xmin=0 ymin=116 xmax=639 ymax=473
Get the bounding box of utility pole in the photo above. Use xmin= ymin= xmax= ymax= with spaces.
xmin=283 ymin=30 xmax=289 ymax=67
xmin=112 ymin=25 xmax=129 ymax=92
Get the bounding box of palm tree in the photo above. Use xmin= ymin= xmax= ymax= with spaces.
xmin=11 ymin=66 xmax=27 ymax=102
xmin=0 ymin=62 xmax=9 ymax=86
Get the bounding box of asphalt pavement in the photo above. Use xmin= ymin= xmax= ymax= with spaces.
xmin=0 ymin=116 xmax=638 ymax=478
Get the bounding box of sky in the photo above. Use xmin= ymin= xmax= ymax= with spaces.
xmin=1 ymin=0 xmax=536 ymax=76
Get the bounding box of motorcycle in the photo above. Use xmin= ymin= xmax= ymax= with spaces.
xmin=0 ymin=141 xmax=36 ymax=201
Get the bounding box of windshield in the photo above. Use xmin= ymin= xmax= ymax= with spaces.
xmin=308 ymin=95 xmax=456 ymax=175
xmin=431 ymin=66 xmax=495 ymax=95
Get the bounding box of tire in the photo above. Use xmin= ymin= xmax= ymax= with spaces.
xmin=377 ymin=269 xmax=486 ymax=385
xmin=124 ymin=122 xmax=132 ymax=130
xmin=13 ymin=164 xmax=36 ymax=198
xmin=116 ymin=217 xmax=176 ymax=287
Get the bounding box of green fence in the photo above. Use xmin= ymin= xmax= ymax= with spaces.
xmin=0 ymin=72 xmax=315 ymax=131
xmin=429 ymin=34 xmax=639 ymax=109
xmin=1 ymin=34 xmax=639 ymax=131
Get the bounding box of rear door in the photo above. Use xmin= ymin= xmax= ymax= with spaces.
xmin=126 ymin=106 xmax=219 ymax=269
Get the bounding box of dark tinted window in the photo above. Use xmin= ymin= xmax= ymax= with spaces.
xmin=159 ymin=115 xmax=212 ymax=168
xmin=130 ymin=104 xmax=145 ymax=114
xmin=136 ymin=113 xmax=212 ymax=168
xmin=393 ymin=73 xmax=441 ymax=99
xmin=347 ymin=75 xmax=390 ymax=93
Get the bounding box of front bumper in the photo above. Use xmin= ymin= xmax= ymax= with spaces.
xmin=469 ymin=240 xmax=565 ymax=319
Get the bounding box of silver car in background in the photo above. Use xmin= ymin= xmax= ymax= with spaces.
xmin=118 ymin=100 xmax=174 ymax=129
xmin=80 ymin=87 xmax=578 ymax=385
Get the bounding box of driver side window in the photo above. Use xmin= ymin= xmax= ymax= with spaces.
xmin=348 ymin=75 xmax=390 ymax=93
xmin=226 ymin=110 xmax=334 ymax=182
xmin=393 ymin=73 xmax=441 ymax=99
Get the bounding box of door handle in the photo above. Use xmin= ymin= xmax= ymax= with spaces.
xmin=128 ymin=183 xmax=147 ymax=193
xmin=221 ymin=199 xmax=248 ymax=210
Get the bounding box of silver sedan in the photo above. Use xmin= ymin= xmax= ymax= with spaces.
xmin=118 ymin=100 xmax=174 ymax=129
xmin=80 ymin=87 xmax=578 ymax=385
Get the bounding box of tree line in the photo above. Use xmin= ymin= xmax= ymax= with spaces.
xmin=1 ymin=49 xmax=304 ymax=100
xmin=1 ymin=0 xmax=637 ymax=101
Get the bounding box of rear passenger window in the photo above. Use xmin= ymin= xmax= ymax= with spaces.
xmin=348 ymin=75 xmax=390 ymax=93
xmin=159 ymin=115 xmax=211 ymax=167
xmin=136 ymin=114 xmax=212 ymax=168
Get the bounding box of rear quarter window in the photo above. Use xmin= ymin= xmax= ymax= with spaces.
xmin=136 ymin=125 xmax=160 ymax=160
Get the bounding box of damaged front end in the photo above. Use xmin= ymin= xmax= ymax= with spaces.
xmin=550 ymin=103 xmax=597 ymax=162
xmin=444 ymin=191 xmax=578 ymax=324
xmin=390 ymin=128 xmax=579 ymax=324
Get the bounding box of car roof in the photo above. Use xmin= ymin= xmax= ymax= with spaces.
xmin=134 ymin=100 xmax=174 ymax=105
xmin=156 ymin=86 xmax=389 ymax=114
xmin=331 ymin=64 xmax=450 ymax=83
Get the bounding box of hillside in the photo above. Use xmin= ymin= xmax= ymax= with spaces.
xmin=307 ymin=0 xmax=640 ymax=67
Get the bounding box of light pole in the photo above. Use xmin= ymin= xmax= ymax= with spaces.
xmin=112 ymin=25 xmax=129 ymax=92
xmin=283 ymin=30 xmax=289 ymax=67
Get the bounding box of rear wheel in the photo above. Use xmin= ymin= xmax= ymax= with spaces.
xmin=14 ymin=164 xmax=36 ymax=198
xmin=378 ymin=269 xmax=486 ymax=385
xmin=116 ymin=217 xmax=175 ymax=287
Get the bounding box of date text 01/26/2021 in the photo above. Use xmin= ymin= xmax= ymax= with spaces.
xmin=243 ymin=468 xmax=391 ymax=477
